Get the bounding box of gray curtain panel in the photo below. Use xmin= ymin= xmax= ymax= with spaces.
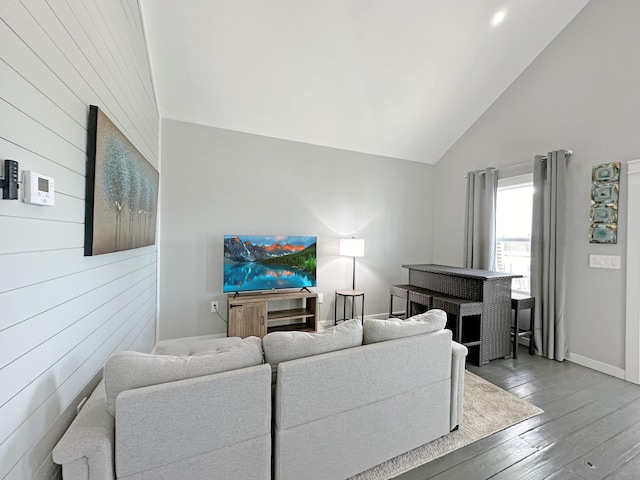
xmin=531 ymin=150 xmax=570 ymax=360
xmin=464 ymin=169 xmax=497 ymax=270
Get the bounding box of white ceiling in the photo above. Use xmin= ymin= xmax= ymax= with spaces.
xmin=140 ymin=0 xmax=590 ymax=164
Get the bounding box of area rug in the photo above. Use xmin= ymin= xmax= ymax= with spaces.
xmin=349 ymin=371 xmax=543 ymax=479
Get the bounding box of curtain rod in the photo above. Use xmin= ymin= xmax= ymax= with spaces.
xmin=463 ymin=167 xmax=496 ymax=178
xmin=463 ymin=150 xmax=574 ymax=178
xmin=538 ymin=149 xmax=574 ymax=160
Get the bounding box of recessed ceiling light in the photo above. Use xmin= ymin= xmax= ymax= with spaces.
xmin=492 ymin=10 xmax=506 ymax=26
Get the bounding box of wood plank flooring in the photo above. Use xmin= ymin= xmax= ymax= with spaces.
xmin=396 ymin=346 xmax=640 ymax=480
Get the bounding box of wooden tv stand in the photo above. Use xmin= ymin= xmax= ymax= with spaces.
xmin=227 ymin=291 xmax=318 ymax=338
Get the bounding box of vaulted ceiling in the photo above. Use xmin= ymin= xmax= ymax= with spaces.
xmin=140 ymin=0 xmax=590 ymax=164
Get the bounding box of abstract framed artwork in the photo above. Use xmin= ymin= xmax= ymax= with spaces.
xmin=591 ymin=182 xmax=619 ymax=204
xmin=84 ymin=106 xmax=159 ymax=256
xmin=589 ymin=223 xmax=617 ymax=244
xmin=590 ymin=204 xmax=618 ymax=224
xmin=589 ymin=162 xmax=620 ymax=244
xmin=592 ymin=162 xmax=620 ymax=182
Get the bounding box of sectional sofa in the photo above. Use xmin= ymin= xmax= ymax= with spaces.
xmin=53 ymin=311 xmax=467 ymax=480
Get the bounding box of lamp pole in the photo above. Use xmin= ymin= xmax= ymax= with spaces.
xmin=351 ymin=255 xmax=356 ymax=291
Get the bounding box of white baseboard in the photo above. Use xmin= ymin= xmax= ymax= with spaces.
xmin=566 ymin=352 xmax=625 ymax=380
xmin=497 ymin=338 xmax=625 ymax=382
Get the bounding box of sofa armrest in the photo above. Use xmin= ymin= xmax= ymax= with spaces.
xmin=52 ymin=380 xmax=116 ymax=480
xmin=450 ymin=341 xmax=468 ymax=430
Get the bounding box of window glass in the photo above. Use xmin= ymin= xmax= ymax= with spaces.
xmin=495 ymin=174 xmax=533 ymax=293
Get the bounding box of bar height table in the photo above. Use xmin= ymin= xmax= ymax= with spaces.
xmin=402 ymin=264 xmax=521 ymax=365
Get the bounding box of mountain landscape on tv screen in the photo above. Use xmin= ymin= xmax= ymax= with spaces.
xmin=224 ymin=236 xmax=309 ymax=262
xmin=223 ymin=236 xmax=317 ymax=292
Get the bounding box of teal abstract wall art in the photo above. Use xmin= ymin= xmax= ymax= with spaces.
xmin=589 ymin=162 xmax=620 ymax=244
xmin=590 ymin=204 xmax=618 ymax=224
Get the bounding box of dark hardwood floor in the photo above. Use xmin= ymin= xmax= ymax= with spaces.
xmin=396 ymin=346 xmax=640 ymax=480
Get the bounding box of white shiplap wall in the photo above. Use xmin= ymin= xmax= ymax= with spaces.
xmin=0 ymin=0 xmax=159 ymax=479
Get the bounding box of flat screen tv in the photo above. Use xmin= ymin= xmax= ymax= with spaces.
xmin=223 ymin=235 xmax=317 ymax=293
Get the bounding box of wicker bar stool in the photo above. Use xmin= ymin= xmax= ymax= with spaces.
xmin=432 ymin=295 xmax=483 ymax=348
xmin=389 ymin=284 xmax=412 ymax=318
xmin=512 ymin=293 xmax=535 ymax=359
xmin=407 ymin=288 xmax=438 ymax=317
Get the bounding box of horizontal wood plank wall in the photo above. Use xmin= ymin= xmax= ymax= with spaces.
xmin=0 ymin=0 xmax=159 ymax=479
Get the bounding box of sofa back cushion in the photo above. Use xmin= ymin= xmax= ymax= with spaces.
xmin=104 ymin=336 xmax=263 ymax=415
xmin=262 ymin=319 xmax=363 ymax=380
xmin=363 ymin=309 xmax=447 ymax=344
xmin=274 ymin=329 xmax=453 ymax=432
xmin=154 ymin=336 xmax=243 ymax=356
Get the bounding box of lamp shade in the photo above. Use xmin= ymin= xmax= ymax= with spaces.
xmin=340 ymin=238 xmax=365 ymax=257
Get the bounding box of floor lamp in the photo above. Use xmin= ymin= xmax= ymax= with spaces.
xmin=340 ymin=238 xmax=365 ymax=290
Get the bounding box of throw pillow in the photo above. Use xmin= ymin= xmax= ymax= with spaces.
xmin=363 ymin=309 xmax=447 ymax=344
xmin=262 ymin=319 xmax=363 ymax=380
xmin=104 ymin=336 xmax=263 ymax=416
xmin=405 ymin=309 xmax=448 ymax=328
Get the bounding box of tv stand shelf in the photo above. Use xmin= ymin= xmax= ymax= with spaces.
xmin=268 ymin=307 xmax=315 ymax=322
xmin=227 ymin=291 xmax=318 ymax=338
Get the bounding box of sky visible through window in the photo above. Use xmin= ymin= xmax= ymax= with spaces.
xmin=496 ymin=184 xmax=533 ymax=239
xmin=496 ymin=182 xmax=533 ymax=293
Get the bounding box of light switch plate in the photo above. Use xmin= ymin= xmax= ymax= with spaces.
xmin=589 ymin=254 xmax=621 ymax=269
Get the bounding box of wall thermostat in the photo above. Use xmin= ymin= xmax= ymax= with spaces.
xmin=22 ymin=170 xmax=55 ymax=206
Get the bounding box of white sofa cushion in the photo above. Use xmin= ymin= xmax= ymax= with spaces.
xmin=104 ymin=336 xmax=263 ymax=415
xmin=363 ymin=309 xmax=447 ymax=344
xmin=262 ymin=319 xmax=363 ymax=378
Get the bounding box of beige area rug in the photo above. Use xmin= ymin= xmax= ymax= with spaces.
xmin=350 ymin=371 xmax=543 ymax=480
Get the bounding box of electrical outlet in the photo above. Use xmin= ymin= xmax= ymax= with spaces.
xmin=211 ymin=301 xmax=219 ymax=312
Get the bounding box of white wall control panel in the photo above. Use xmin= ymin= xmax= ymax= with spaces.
xmin=22 ymin=170 xmax=55 ymax=206
xmin=589 ymin=254 xmax=621 ymax=269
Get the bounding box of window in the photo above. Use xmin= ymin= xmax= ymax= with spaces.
xmin=495 ymin=173 xmax=533 ymax=293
